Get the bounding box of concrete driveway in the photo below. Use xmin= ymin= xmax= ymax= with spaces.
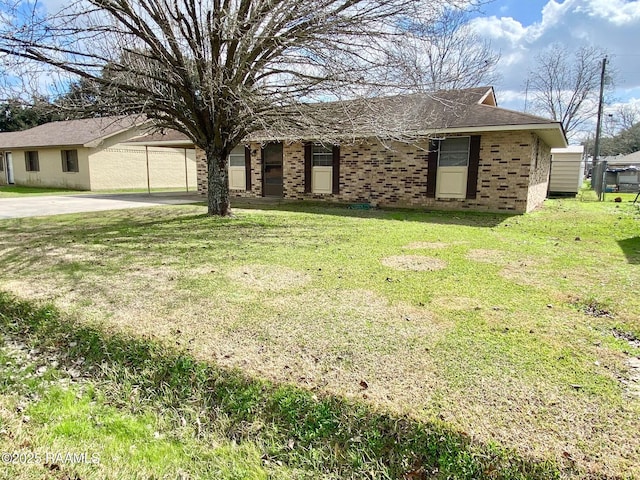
xmin=0 ymin=192 xmax=203 ymax=219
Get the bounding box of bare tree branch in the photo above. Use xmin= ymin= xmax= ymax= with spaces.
xmin=527 ymin=44 xmax=610 ymax=140
xmin=1 ymin=0 xmax=483 ymax=215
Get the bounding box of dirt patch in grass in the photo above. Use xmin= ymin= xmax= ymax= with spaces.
xmin=225 ymin=289 xmax=450 ymax=408
xmin=431 ymin=296 xmax=483 ymax=311
xmin=402 ymin=241 xmax=450 ymax=250
xmin=381 ymin=255 xmax=447 ymax=271
xmin=0 ymin=245 xmax=19 ymax=258
xmin=43 ymin=246 xmax=100 ymax=263
xmin=466 ymin=248 xmax=508 ymax=264
xmin=2 ymin=265 xmax=187 ymax=340
xmin=437 ymin=372 xmax=637 ymax=478
xmin=0 ymin=242 xmax=125 ymax=275
xmin=227 ymin=265 xmax=311 ymax=291
xmin=2 ymin=278 xmax=61 ymax=302
xmin=499 ymin=260 xmax=549 ymax=289
xmin=627 ymin=357 xmax=640 ymax=398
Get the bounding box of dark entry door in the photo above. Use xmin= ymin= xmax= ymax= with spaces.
xmin=262 ymin=142 xmax=283 ymax=197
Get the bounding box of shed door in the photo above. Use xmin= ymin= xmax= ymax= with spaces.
xmin=4 ymin=152 xmax=14 ymax=184
xmin=262 ymin=143 xmax=283 ymax=197
xmin=436 ymin=137 xmax=469 ymax=199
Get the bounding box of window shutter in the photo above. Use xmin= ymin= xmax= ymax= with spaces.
xmin=244 ymin=146 xmax=252 ymax=191
xmin=304 ymin=143 xmax=312 ymax=193
xmin=332 ymin=145 xmax=340 ymax=194
xmin=61 ymin=151 xmax=67 ymax=172
xmin=426 ymin=140 xmax=438 ymax=198
xmin=466 ymin=135 xmax=481 ymax=199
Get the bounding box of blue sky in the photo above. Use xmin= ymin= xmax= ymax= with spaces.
xmin=9 ymin=0 xmax=640 ymax=141
xmin=477 ymin=0 xmax=553 ymax=25
xmin=467 ymin=0 xmax=640 ymax=135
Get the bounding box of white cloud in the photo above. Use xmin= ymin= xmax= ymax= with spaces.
xmin=471 ymin=16 xmax=527 ymax=44
xmin=470 ymin=0 xmax=640 ymax=116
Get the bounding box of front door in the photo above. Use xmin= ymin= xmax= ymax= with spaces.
xmin=4 ymin=152 xmax=14 ymax=184
xmin=262 ymin=143 xmax=283 ymax=197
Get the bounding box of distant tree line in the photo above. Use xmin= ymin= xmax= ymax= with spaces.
xmin=582 ymin=105 xmax=640 ymax=157
xmin=583 ymin=122 xmax=640 ymax=157
xmin=0 ymin=96 xmax=59 ymax=132
xmin=0 ymin=78 xmax=126 ymax=132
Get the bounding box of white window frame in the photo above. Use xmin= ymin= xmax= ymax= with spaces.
xmin=311 ymin=144 xmax=333 ymax=194
xmin=228 ymin=145 xmax=247 ymax=190
xmin=436 ymin=137 xmax=470 ymax=199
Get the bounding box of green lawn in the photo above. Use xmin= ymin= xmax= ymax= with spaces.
xmin=0 ymin=197 xmax=638 ymax=478
xmin=0 ymin=185 xmax=86 ymax=197
xmin=0 ymin=185 xmax=191 ymax=197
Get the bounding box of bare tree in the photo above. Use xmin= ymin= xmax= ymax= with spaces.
xmin=387 ymin=7 xmax=500 ymax=91
xmin=585 ymin=103 xmax=640 ymax=156
xmin=0 ymin=0 xmax=478 ymax=216
xmin=527 ymin=44 xmax=610 ymax=139
xmin=610 ymin=104 xmax=640 ymax=133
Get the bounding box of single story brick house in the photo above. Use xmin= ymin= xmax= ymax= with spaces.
xmin=197 ymin=87 xmax=568 ymax=213
xmin=0 ymin=116 xmax=196 ymax=191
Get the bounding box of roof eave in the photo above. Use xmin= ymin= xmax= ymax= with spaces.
xmin=425 ymin=123 xmax=568 ymax=148
xmin=121 ymin=140 xmax=195 ymax=147
xmin=1 ymin=143 xmax=85 ymax=150
xmin=83 ymin=118 xmax=150 ymax=148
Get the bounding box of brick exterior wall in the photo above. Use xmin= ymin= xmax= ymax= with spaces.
xmin=526 ymin=135 xmax=552 ymax=212
xmin=196 ymin=131 xmax=551 ymax=213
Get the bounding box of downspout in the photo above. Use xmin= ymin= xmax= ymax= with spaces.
xmin=145 ymin=145 xmax=151 ymax=195
xmin=184 ymin=148 xmax=189 ymax=192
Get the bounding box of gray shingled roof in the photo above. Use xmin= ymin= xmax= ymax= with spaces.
xmin=249 ymin=87 xmax=567 ymax=147
xmin=0 ymin=115 xmax=146 ymax=149
xmin=0 ymin=87 xmax=567 ymax=151
xmin=602 ymin=150 xmax=640 ymax=166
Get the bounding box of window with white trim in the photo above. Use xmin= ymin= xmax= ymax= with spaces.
xmin=435 ymin=137 xmax=470 ymax=199
xmin=312 ymin=145 xmax=333 ymax=166
xmin=312 ymin=144 xmax=333 ymax=193
xmin=228 ymin=145 xmax=247 ymax=190
xmin=438 ymin=137 xmax=470 ymax=167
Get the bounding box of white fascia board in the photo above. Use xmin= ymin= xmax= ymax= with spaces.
xmin=421 ymin=124 xmax=568 ymax=148
xmin=83 ymin=119 xmax=151 ymax=148
xmin=121 ymin=140 xmax=195 ymax=147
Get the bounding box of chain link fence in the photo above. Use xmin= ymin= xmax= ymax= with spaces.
xmin=591 ymin=160 xmax=608 ymax=201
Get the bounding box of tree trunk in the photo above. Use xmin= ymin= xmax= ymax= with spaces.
xmin=206 ymin=146 xmax=231 ymax=216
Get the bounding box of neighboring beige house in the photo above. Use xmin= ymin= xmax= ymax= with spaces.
xmin=548 ymin=145 xmax=585 ymax=196
xmin=0 ymin=116 xmax=197 ymax=191
xmin=197 ymin=87 xmax=568 ymax=213
xmin=600 ymin=151 xmax=640 ymax=193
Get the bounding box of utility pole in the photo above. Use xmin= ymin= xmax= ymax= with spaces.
xmin=592 ymin=56 xmax=607 ymax=198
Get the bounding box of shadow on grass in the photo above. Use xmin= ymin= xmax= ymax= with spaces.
xmin=0 ymin=211 xmax=283 ymax=273
xmin=71 ymin=191 xmax=201 ymax=204
xmin=0 ymin=202 xmax=510 ymax=276
xmin=232 ymin=199 xmax=514 ymax=228
xmin=617 ymin=236 xmax=640 ymax=264
xmin=0 ymin=292 xmax=586 ymax=480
